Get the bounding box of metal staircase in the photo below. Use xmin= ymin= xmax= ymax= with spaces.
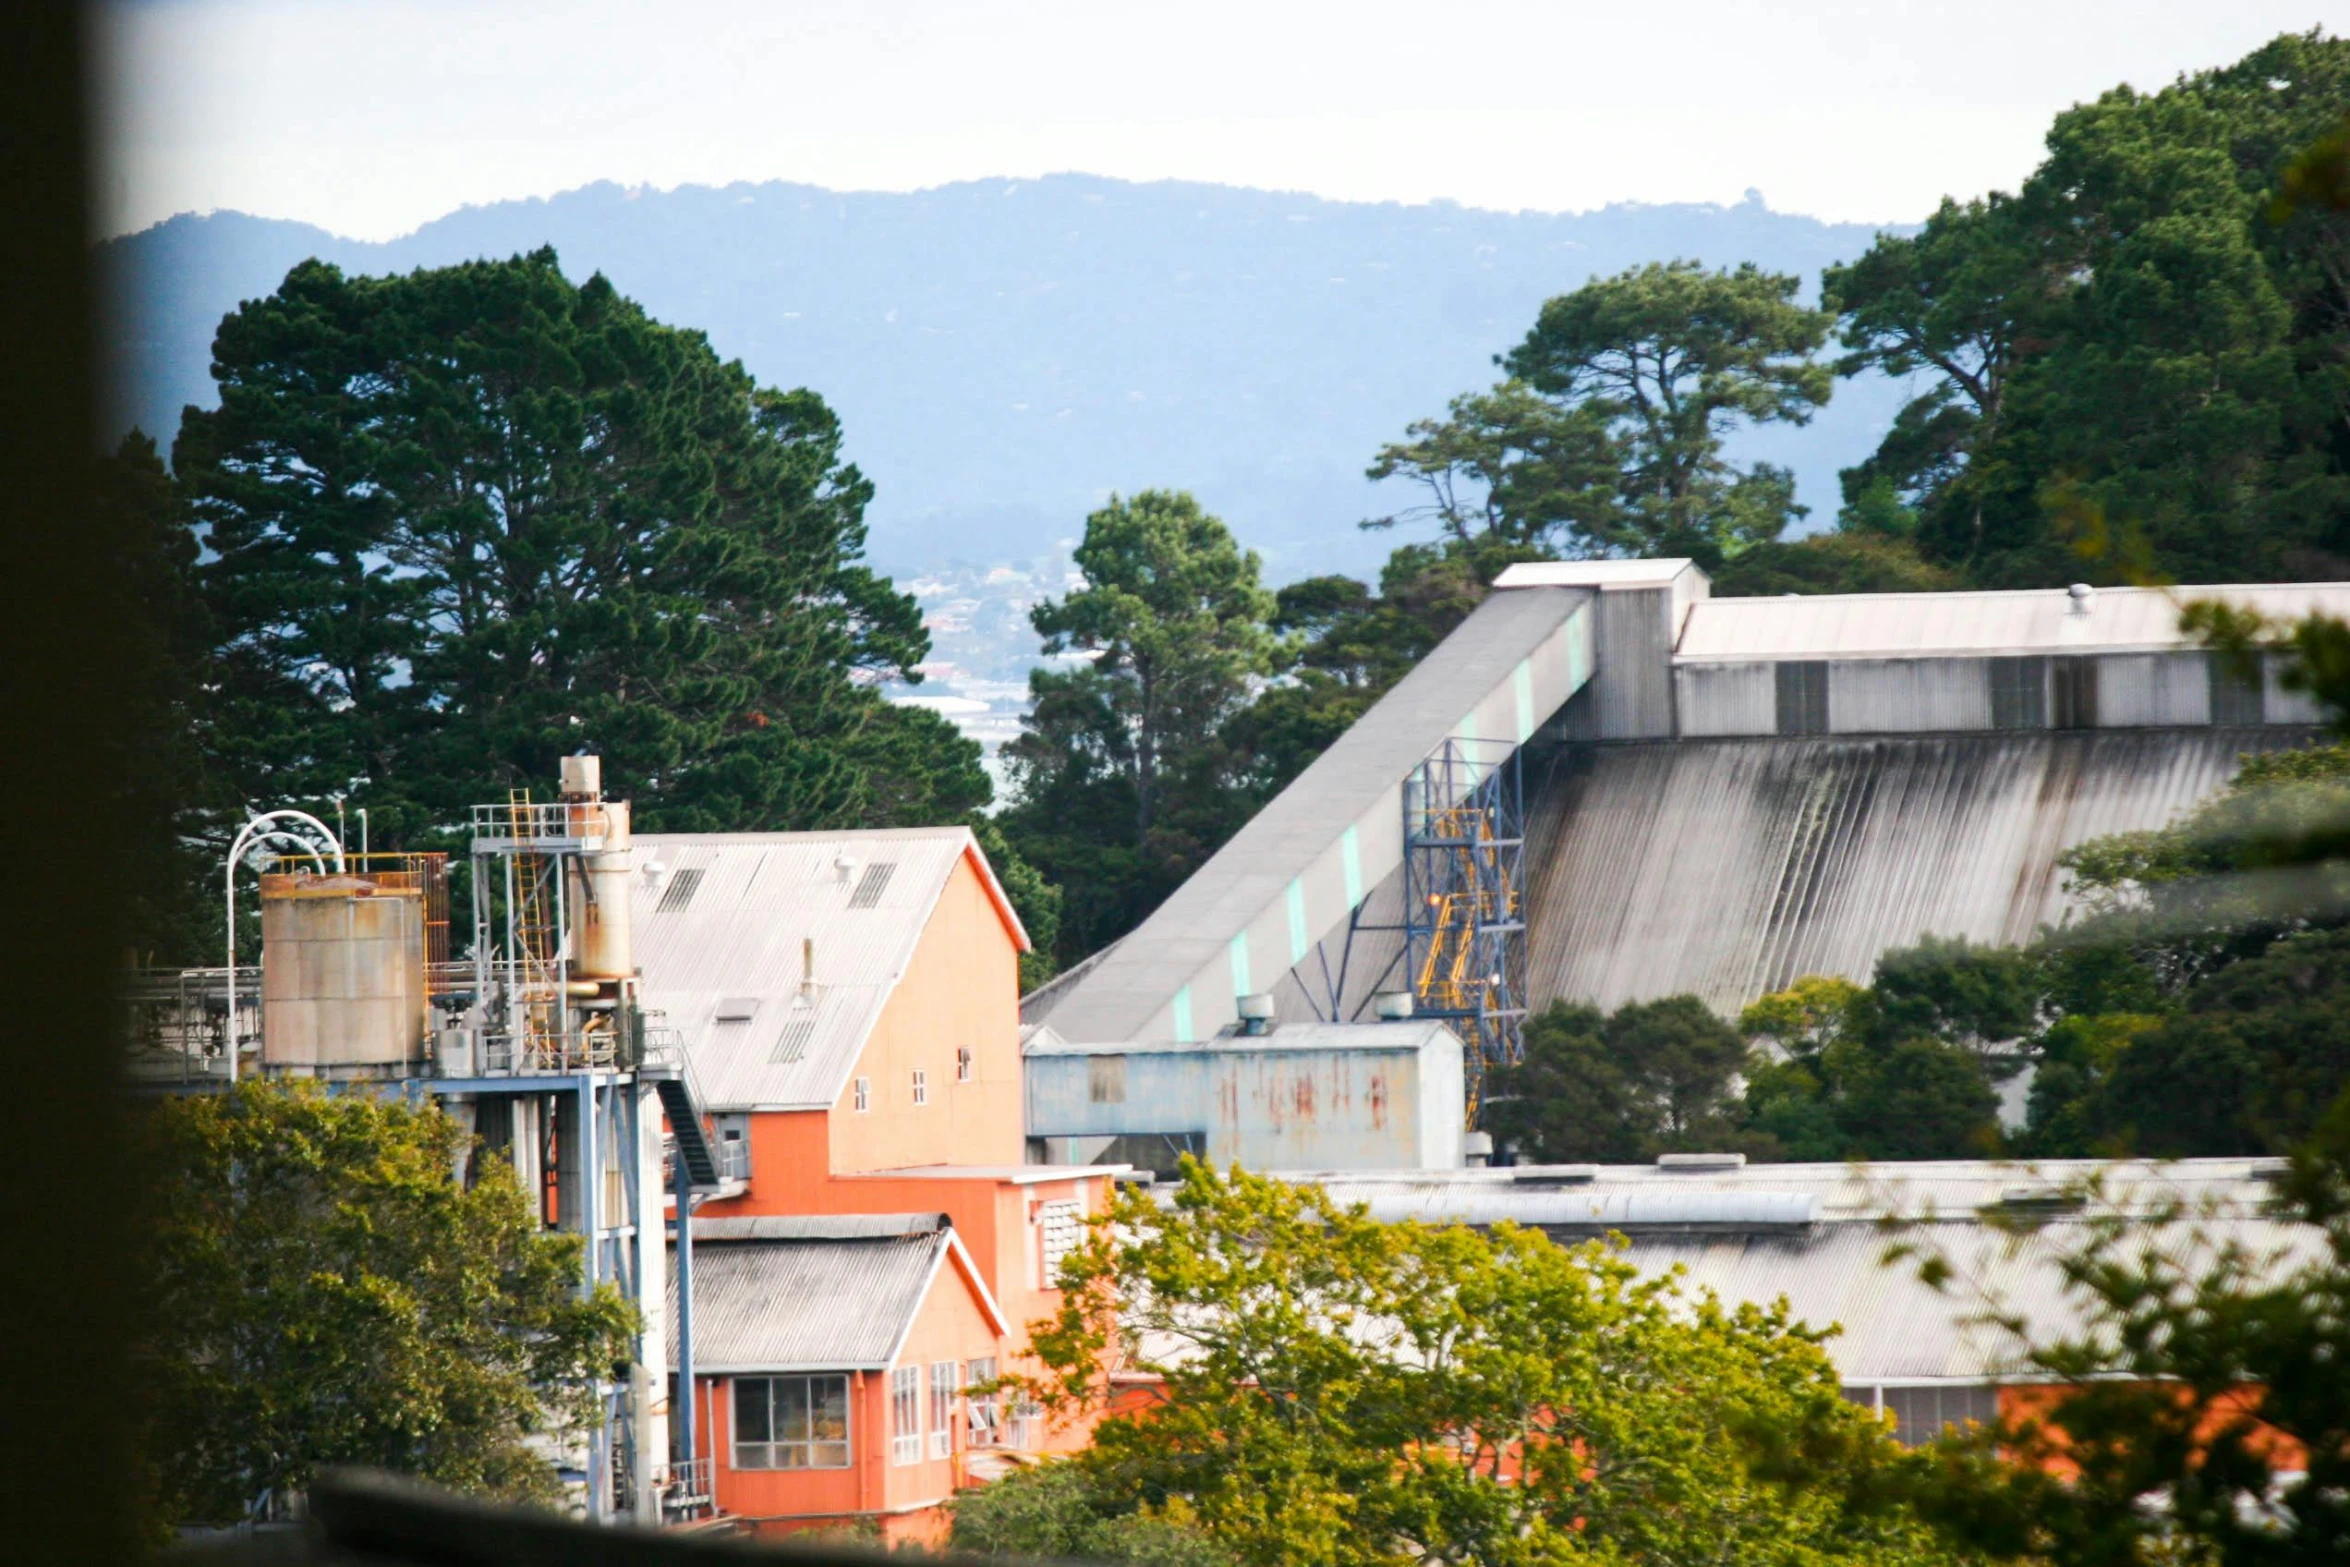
xmin=651 ymin=1072 xmax=721 ymax=1188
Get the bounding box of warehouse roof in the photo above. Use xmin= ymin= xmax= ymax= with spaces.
xmin=1675 ymin=581 xmax=2350 ymax=662
xmin=633 ymin=827 xmax=1026 ymax=1110
xmin=1024 ymin=1019 xmax=1462 ymax=1057
xmin=665 ymin=1215 xmax=1006 ymax=1373
xmin=1291 ymin=1159 xmax=2315 ymax=1384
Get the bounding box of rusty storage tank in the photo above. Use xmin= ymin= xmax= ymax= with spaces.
xmin=259 ymin=872 xmax=429 ymax=1073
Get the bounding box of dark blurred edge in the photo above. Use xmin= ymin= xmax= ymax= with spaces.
xmin=175 ymin=1470 xmax=1060 ymax=1566
xmin=0 ymin=3 xmax=143 ymax=1564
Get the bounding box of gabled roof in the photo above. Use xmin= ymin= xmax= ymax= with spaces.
xmin=633 ymin=826 xmax=1026 ymax=1110
xmin=668 ymin=1215 xmax=1007 ymax=1373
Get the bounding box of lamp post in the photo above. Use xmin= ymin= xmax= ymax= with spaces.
xmin=223 ymin=810 xmax=344 ymax=1084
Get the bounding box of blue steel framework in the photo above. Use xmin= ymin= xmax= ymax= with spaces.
xmin=1397 ymin=738 xmax=1527 ymax=1120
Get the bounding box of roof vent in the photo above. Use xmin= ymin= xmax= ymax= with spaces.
xmin=2067 ymin=582 xmax=2095 ymax=616
xmin=1994 ymin=1184 xmax=2086 ymax=1213
xmin=1657 ymin=1152 xmax=1747 ymax=1172
xmin=1463 ymin=1130 xmax=1494 ymax=1168
xmin=656 ymin=867 xmax=705 ymax=913
xmin=850 ymin=861 xmax=897 ymax=909
xmin=834 ymin=850 xmax=859 ymax=884
xmin=1236 ymin=992 xmax=1275 ymax=1036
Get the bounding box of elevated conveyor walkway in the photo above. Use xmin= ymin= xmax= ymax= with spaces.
xmin=1032 ymin=581 xmax=1598 ymax=1049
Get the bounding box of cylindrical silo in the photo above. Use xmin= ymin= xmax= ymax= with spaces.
xmin=258 ymin=873 xmax=429 ymax=1073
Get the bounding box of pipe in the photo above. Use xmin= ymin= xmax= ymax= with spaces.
xmin=675 ymin=1144 xmax=696 ymax=1477
xmin=223 ymin=808 xmax=344 ymax=1085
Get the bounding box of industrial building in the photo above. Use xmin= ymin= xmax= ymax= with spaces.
xmin=1024 ymin=562 xmax=2350 ymax=1093
xmin=1283 ymin=1156 xmax=2315 ymax=1446
xmin=127 ymin=758 xmax=695 ymax=1525
xmin=1023 ymin=1018 xmax=1466 ymax=1174
xmin=623 ymin=825 xmax=1118 ymax=1539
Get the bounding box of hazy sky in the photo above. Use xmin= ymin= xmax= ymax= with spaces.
xmin=98 ymin=0 xmax=2342 ymax=241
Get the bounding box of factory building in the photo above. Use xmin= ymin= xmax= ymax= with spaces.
xmin=1025 ymin=562 xmax=2350 ymax=1090
xmin=1285 ymin=1156 xmax=2314 ymax=1449
xmin=625 ymin=826 xmax=1118 ymax=1538
xmin=1023 ymin=1019 xmax=1466 ymax=1175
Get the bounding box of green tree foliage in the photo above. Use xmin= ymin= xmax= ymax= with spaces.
xmin=1706 ymin=532 xmax=1962 ymax=597
xmin=1371 ymin=262 xmax=1833 ymax=563
xmin=1736 ymin=960 xmax=2003 ymax=1163
xmin=1018 ymin=1162 xmax=1958 ymax=1567
xmin=1502 ymin=260 xmax=1834 ymax=561
xmin=1826 ymin=31 xmax=2350 ymax=586
xmin=133 ymin=1080 xmax=635 ymax=1526
xmin=97 ymin=431 xmax=221 ymax=964
xmin=1485 ymin=997 xmax=1753 ymax=1163
xmin=178 ymin=248 xmax=987 ymax=848
xmin=1891 ymin=1128 xmax=2350 ymax=1565
xmin=1002 ymin=491 xmax=1282 ymax=965
xmin=951 ymin=1460 xmax=1232 ymax=1567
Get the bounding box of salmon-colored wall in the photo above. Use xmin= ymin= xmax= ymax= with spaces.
xmin=830 ymin=853 xmax=1024 ymax=1176
xmin=1998 ymin=1382 xmax=2308 ymax=1474
xmin=714 ymin=1244 xmax=1004 ymax=1535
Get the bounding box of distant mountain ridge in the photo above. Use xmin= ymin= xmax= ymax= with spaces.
xmin=98 ymin=174 xmax=1916 ymax=579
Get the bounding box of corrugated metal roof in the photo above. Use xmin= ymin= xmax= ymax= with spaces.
xmin=694 ymin=1213 xmax=946 ymax=1241
xmin=633 ymin=828 xmax=987 ymax=1109
xmin=666 ymin=1229 xmax=947 ymax=1372
xmin=1520 ymin=729 xmax=2307 ymax=1014
xmin=1040 ymin=586 xmax=1588 ymax=1043
xmin=1298 ymin=1159 xmax=2313 ymax=1383
xmin=1023 ymin=1020 xmax=1460 ymax=1057
xmin=1677 ymin=582 xmax=2350 ymax=662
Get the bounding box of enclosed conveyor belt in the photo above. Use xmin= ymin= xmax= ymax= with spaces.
xmin=1033 ymin=581 xmax=1599 ymax=1048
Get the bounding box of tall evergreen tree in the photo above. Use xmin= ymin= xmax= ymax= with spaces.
xmin=1002 ymin=490 xmax=1281 ymax=965
xmin=177 ymin=249 xmax=987 ymax=849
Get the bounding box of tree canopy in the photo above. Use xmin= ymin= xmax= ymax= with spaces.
xmin=133 ymin=1080 xmax=634 ymax=1527
xmin=178 ymin=247 xmax=989 ymax=857
xmin=1015 ymin=1161 xmax=1958 ymax=1567
xmin=1002 ymin=490 xmax=1282 ymax=964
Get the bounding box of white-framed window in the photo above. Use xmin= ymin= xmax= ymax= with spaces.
xmin=929 ymin=1361 xmax=956 ymax=1458
xmin=853 ymin=1076 xmax=869 ymax=1113
xmin=732 ymin=1375 xmax=851 ymax=1470
xmin=963 ymin=1357 xmax=1000 ymax=1448
xmin=956 ymin=1046 xmax=973 ymax=1083
xmin=1038 ymin=1197 xmax=1083 ymax=1284
xmin=890 ymin=1365 xmax=922 ymax=1464
xmin=912 ymin=1068 xmax=928 ymax=1106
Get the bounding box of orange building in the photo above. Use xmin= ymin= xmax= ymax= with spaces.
xmin=632 ymin=828 xmax=1117 ymax=1534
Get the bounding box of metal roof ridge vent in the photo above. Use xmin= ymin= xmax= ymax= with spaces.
xmin=1656 ymin=1151 xmax=1747 ymax=1172
xmin=1509 ymin=1164 xmax=1598 ymax=1185
xmin=1990 ymin=1184 xmax=2088 ymax=1214
xmin=2067 ymin=582 xmax=2095 ymax=616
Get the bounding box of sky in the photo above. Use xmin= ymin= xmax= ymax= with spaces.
xmin=99 ymin=0 xmax=2342 ymax=241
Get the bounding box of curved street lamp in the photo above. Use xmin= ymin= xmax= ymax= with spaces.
xmin=224 ymin=810 xmax=345 ymax=1084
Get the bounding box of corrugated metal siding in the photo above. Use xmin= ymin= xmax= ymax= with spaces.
xmin=1828 ymin=659 xmax=1992 ymax=734
xmin=1679 ymin=582 xmax=2350 ymax=661
xmin=2265 ymin=657 xmax=2329 ymax=725
xmin=1592 ymin=587 xmax=1677 ymax=739
xmin=2097 ymin=653 xmax=2209 ymax=727
xmin=1675 ymin=663 xmax=1776 ymax=737
xmin=1026 ymin=1023 xmax=1461 ymax=1170
xmin=665 ymin=1232 xmax=943 ymax=1371
xmin=633 ymin=830 xmax=972 ymax=1109
xmin=1519 ymin=729 xmax=2308 ymax=1014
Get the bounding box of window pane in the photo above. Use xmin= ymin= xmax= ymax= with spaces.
xmin=812 ymin=1375 xmax=850 ymax=1442
xmin=734 ymin=1377 xmax=771 ymax=1443
xmin=812 ymin=1441 xmax=850 ymax=1469
xmin=775 ymin=1375 xmax=811 ymax=1442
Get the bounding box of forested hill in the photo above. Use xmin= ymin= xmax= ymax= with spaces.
xmin=98 ymin=176 xmax=1909 ymax=578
